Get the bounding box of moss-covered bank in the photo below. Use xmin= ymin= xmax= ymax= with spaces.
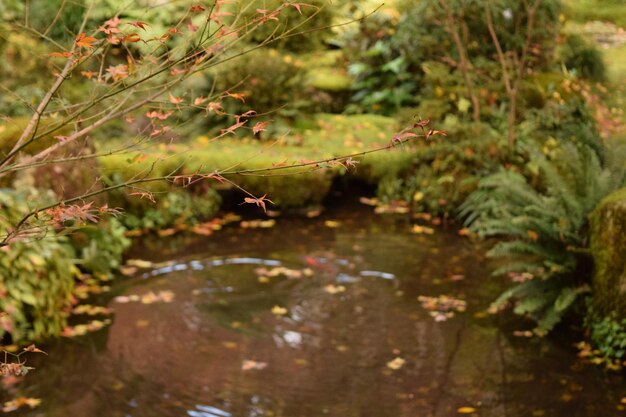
xmin=590 ymin=188 xmax=626 ymax=317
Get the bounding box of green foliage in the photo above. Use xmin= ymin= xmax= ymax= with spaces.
xmin=0 ymin=189 xmax=78 ymax=342
xmin=74 ymin=218 xmax=131 ymax=276
xmin=559 ymin=35 xmax=606 ymax=82
xmin=344 ymin=10 xmax=418 ymax=114
xmin=461 ymin=141 xmax=626 ymax=334
xmin=237 ymin=0 xmax=336 ymax=52
xmin=118 ymin=189 xmax=221 ymax=231
xmin=376 ymin=121 xmax=505 ymax=217
xmin=208 ymin=48 xmax=306 ymax=120
xmin=586 ymin=307 xmax=626 ymax=361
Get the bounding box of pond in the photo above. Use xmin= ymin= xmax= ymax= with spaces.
xmin=10 ymin=199 xmax=626 ymax=416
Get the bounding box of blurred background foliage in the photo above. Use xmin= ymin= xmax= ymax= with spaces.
xmin=0 ymin=0 xmax=625 ymax=359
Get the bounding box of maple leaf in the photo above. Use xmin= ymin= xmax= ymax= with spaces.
xmin=150 ymin=126 xmax=171 ymax=137
xmin=187 ymin=20 xmax=199 ymax=32
xmin=413 ymin=118 xmax=430 ymax=129
xmin=256 ymin=9 xmax=280 ymax=21
xmin=220 ymin=120 xmax=247 ymax=135
xmin=76 ymin=32 xmax=98 ymax=48
xmin=145 ymin=110 xmax=173 ymax=120
xmin=253 ymin=121 xmax=270 ymax=135
xmin=48 ymin=51 xmax=73 ymax=58
xmin=80 ymin=71 xmax=97 ymax=79
xmin=224 ymin=92 xmax=246 ymax=102
xmin=425 ymin=129 xmax=448 ymax=140
xmin=127 ymin=21 xmax=149 ymax=30
xmin=23 ymin=344 xmax=47 ymax=355
xmin=129 ymin=191 xmax=156 ymax=203
xmin=106 ymin=64 xmax=129 ymax=81
xmin=239 ymin=110 xmax=257 ymax=118
xmin=341 ymin=157 xmax=359 ymax=170
xmin=169 ymin=93 xmax=183 ymax=104
xmin=104 ymin=16 xmax=121 ymax=28
xmin=122 ymin=33 xmax=142 ymax=43
xmin=242 ymin=194 xmax=274 ymax=212
xmin=286 ymin=2 xmax=307 ymax=14
xmin=205 ymin=172 xmax=226 ymax=183
xmin=170 ymin=67 xmax=187 ymax=76
xmin=390 ymin=128 xmax=418 ymax=146
xmin=207 ymin=102 xmax=224 ymax=114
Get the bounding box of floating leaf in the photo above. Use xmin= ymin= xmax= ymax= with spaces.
xmin=386 ymin=357 xmax=405 ymax=370
xmin=271 ymin=305 xmax=288 ymax=315
xmin=323 ymin=284 xmax=346 ymax=294
xmin=241 ymin=360 xmax=267 ymax=371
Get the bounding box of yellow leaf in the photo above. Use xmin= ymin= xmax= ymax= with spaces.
xmin=324 ymin=220 xmax=341 ymax=228
xmin=324 ymin=284 xmax=346 ymax=294
xmin=386 ymin=357 xmax=405 ymax=370
xmin=241 ymin=360 xmax=267 ymax=371
xmin=457 ymin=406 xmax=477 ymax=414
xmin=271 ymin=305 xmax=287 ymax=315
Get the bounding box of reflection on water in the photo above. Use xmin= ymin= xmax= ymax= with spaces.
xmin=8 ymin=202 xmax=626 ymax=417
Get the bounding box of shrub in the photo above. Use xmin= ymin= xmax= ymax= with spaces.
xmin=207 ymin=48 xmax=306 ymax=123
xmin=237 ymin=0 xmax=336 ymax=53
xmin=559 ymin=34 xmax=606 ymax=82
xmin=461 ymin=141 xmax=626 ymax=334
xmin=117 ymin=189 xmax=222 ymax=231
xmin=0 ymin=189 xmax=77 ymax=342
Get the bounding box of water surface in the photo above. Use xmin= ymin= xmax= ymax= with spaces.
xmin=10 ymin=202 xmax=625 ymax=416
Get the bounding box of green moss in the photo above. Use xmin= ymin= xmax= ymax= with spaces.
xmin=589 ymin=187 xmax=626 ymax=317
xmin=0 ymin=117 xmax=66 ymax=156
xmin=98 ymin=113 xmax=415 ymax=209
xmin=306 ymin=68 xmax=353 ymax=92
xmin=564 ymin=0 xmax=626 ymax=28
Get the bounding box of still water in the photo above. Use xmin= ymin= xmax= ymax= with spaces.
xmin=10 ymin=202 xmax=626 ymax=416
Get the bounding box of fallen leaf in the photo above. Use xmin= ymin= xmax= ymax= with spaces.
xmin=324 ymin=220 xmax=341 ymax=228
xmin=271 ymin=305 xmax=288 ymax=315
xmin=324 ymin=284 xmax=346 ymax=294
xmin=241 ymin=360 xmax=267 ymax=371
xmin=387 ymin=357 xmax=405 ymax=370
xmin=457 ymin=406 xmax=477 ymax=414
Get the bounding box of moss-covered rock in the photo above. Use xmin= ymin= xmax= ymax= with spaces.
xmin=590 ymin=188 xmax=626 ymax=317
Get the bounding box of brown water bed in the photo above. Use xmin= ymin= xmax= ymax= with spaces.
xmin=8 ymin=202 xmax=626 ymax=417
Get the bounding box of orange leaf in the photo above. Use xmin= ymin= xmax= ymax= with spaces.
xmin=76 ymin=32 xmax=98 ymax=48
xmin=527 ymin=230 xmax=539 ymax=241
xmin=253 ymin=121 xmax=270 ymax=135
xmin=80 ymin=71 xmax=97 ymax=79
xmin=127 ymin=21 xmax=149 ymax=30
xmin=123 ymin=33 xmax=142 ymax=43
xmin=169 ymin=93 xmax=183 ymax=104
xmin=225 ymin=92 xmax=246 ymax=102
xmin=207 ymin=102 xmax=224 ymax=114
xmin=48 ymin=51 xmax=73 ymax=58
xmin=242 ymin=194 xmax=273 ymax=213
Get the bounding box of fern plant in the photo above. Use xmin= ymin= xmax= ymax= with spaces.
xmin=460 ymin=141 xmax=626 ymax=334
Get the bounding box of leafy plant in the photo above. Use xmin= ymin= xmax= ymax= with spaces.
xmin=119 ymin=189 xmax=221 ymax=231
xmin=0 ymin=189 xmax=78 ymax=342
xmin=586 ymin=306 xmax=626 ymax=362
xmin=461 ymin=141 xmax=626 ymax=334
xmin=74 ymin=218 xmax=131 ymax=277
